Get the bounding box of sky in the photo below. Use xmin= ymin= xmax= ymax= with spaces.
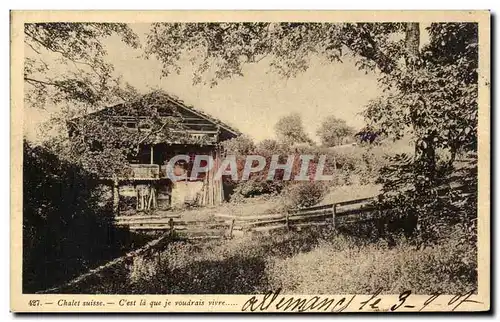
xmin=25 ymin=23 xmax=429 ymax=143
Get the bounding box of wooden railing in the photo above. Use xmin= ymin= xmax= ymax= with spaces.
xmin=115 ymin=196 xmax=379 ymax=239
xmin=129 ymin=164 xmax=160 ymax=179
xmin=115 ymin=214 xmax=231 ymax=240
xmin=215 ymin=197 xmax=377 ymax=236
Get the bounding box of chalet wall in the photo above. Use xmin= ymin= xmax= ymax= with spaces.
xmin=171 ymin=181 xmax=204 ymax=208
xmin=116 ymin=181 xmax=206 ymax=211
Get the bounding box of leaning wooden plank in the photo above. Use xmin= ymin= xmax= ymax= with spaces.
xmin=215 ymin=213 xmax=285 ymax=221
xmin=289 ymin=204 xmax=334 ymax=213
xmin=129 ymin=223 xmax=170 ymax=228
xmin=115 ymin=214 xmax=181 ymax=221
xmin=291 ymin=209 xmax=328 ymax=217
xmin=290 ymin=209 xmax=331 ymax=218
xmin=129 ymin=225 xmax=170 ymax=230
xmin=336 ymin=197 xmax=376 ymax=207
xmin=336 ymin=206 xmax=377 ymax=217
xmin=250 ymin=224 xmax=288 ymax=232
xmin=116 ymin=218 xmax=183 ymax=225
xmin=117 ymin=219 xmax=228 ymax=228
xmin=172 ymin=220 xmax=228 ymax=227
xmin=242 ymin=218 xmax=287 ymax=227
xmin=115 ymin=218 xmax=180 ymax=225
xmin=288 ymin=212 xmax=332 ymax=222
xmin=292 ymin=222 xmax=331 ymax=229
xmin=239 ymin=214 xmax=286 ymax=222
xmin=127 ymin=223 xmax=190 ymax=230
xmin=188 ymin=235 xmax=224 ymax=240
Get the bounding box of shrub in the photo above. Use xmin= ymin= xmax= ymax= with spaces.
xmin=281 ymin=181 xmax=327 ymax=209
xmin=230 ymin=179 xmax=284 ymax=201
xmin=23 ymin=141 xmax=136 ymax=292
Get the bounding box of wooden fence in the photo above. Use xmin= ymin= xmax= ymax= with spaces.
xmin=216 ymin=196 xmax=378 ymax=237
xmin=115 ymin=196 xmax=379 ymax=239
xmin=115 ymin=214 xmax=230 ymax=239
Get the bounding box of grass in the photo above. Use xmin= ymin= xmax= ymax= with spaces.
xmin=61 ymin=225 xmax=477 ymax=295
xmin=156 ymin=183 xmax=381 ymax=222
xmin=267 ymin=233 xmax=477 ymax=294
xmin=320 ymin=184 xmax=381 ymax=205
xmin=156 ymin=195 xmax=284 ymax=221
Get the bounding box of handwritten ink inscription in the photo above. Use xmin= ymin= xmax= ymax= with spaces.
xmin=241 ymin=289 xmax=481 ymax=313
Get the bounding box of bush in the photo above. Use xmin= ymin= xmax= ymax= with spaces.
xmin=230 ymin=179 xmax=284 ymax=201
xmin=281 ymin=181 xmax=327 ymax=209
xmin=23 ymin=141 xmax=137 ymax=292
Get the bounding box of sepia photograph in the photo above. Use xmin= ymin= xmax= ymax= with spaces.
xmin=10 ymin=10 xmax=490 ymax=312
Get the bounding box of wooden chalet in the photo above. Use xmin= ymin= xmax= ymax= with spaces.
xmin=70 ymin=91 xmax=240 ymax=213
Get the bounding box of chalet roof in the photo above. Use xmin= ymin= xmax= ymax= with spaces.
xmin=85 ymin=91 xmax=242 ymax=138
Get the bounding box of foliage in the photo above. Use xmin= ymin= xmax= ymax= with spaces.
xmin=23 ymin=141 xmax=137 ymax=292
xmin=224 ymin=136 xmax=388 ymax=201
xmin=223 ymin=136 xmax=317 ymax=200
xmin=316 ymin=116 xmax=356 ymax=147
xmin=365 ymin=23 xmax=479 ymax=243
xmin=274 ymin=113 xmax=313 ymax=145
xmin=146 ymin=22 xmax=479 ymax=242
xmin=67 ymin=90 xmax=188 ymax=177
xmin=24 ymin=22 xmax=140 ymax=108
xmin=54 ymin=226 xmax=476 ymax=295
xmin=221 ymin=135 xmax=255 ymax=155
xmin=145 ymin=22 xmax=406 ymax=86
xmin=364 ymin=24 xmax=478 ymax=162
xmin=24 ymin=22 xmax=156 ymax=179
xmin=268 ymin=229 xmax=476 ymax=294
xmin=231 ymin=179 xmax=284 ymax=201
xmin=375 ymin=152 xmax=478 ymax=244
xmin=281 ymin=182 xmax=328 ymax=209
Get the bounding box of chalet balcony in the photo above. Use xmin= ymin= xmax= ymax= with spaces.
xmin=129 ymin=164 xmax=160 ymax=179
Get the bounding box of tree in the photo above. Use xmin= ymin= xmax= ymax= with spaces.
xmin=145 ymin=22 xmax=479 ymax=242
xmin=23 ymin=141 xmax=134 ymax=292
xmin=274 ymin=113 xmax=312 ymax=145
xmin=316 ymin=116 xmax=355 ymax=147
xmin=24 ymin=23 xmax=141 ymax=109
xmin=221 ymin=135 xmax=255 ymax=155
xmin=23 ymin=25 xmax=193 ymax=179
xmin=145 ymin=23 xmax=408 ymax=86
xmin=24 ymin=23 xmax=144 ymax=174
xmin=144 ymin=22 xmax=477 ymax=179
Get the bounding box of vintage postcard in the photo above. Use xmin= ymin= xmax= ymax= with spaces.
xmin=10 ymin=10 xmax=490 ymax=313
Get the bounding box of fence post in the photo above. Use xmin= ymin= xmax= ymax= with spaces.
xmin=228 ymin=218 xmax=235 ymax=239
xmin=156 ymin=249 xmax=161 ymax=268
xmin=112 ymin=177 xmax=119 ymax=215
xmin=331 ymin=203 xmax=337 ymax=231
xmin=285 ymin=212 xmax=290 ymax=231
xmin=169 ymin=218 xmax=174 ymax=237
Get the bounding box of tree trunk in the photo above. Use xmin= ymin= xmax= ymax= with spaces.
xmin=407 ymin=23 xmax=437 ymax=187
xmin=405 ymin=22 xmax=431 ymax=237
xmin=405 ymin=23 xmax=420 ymax=59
